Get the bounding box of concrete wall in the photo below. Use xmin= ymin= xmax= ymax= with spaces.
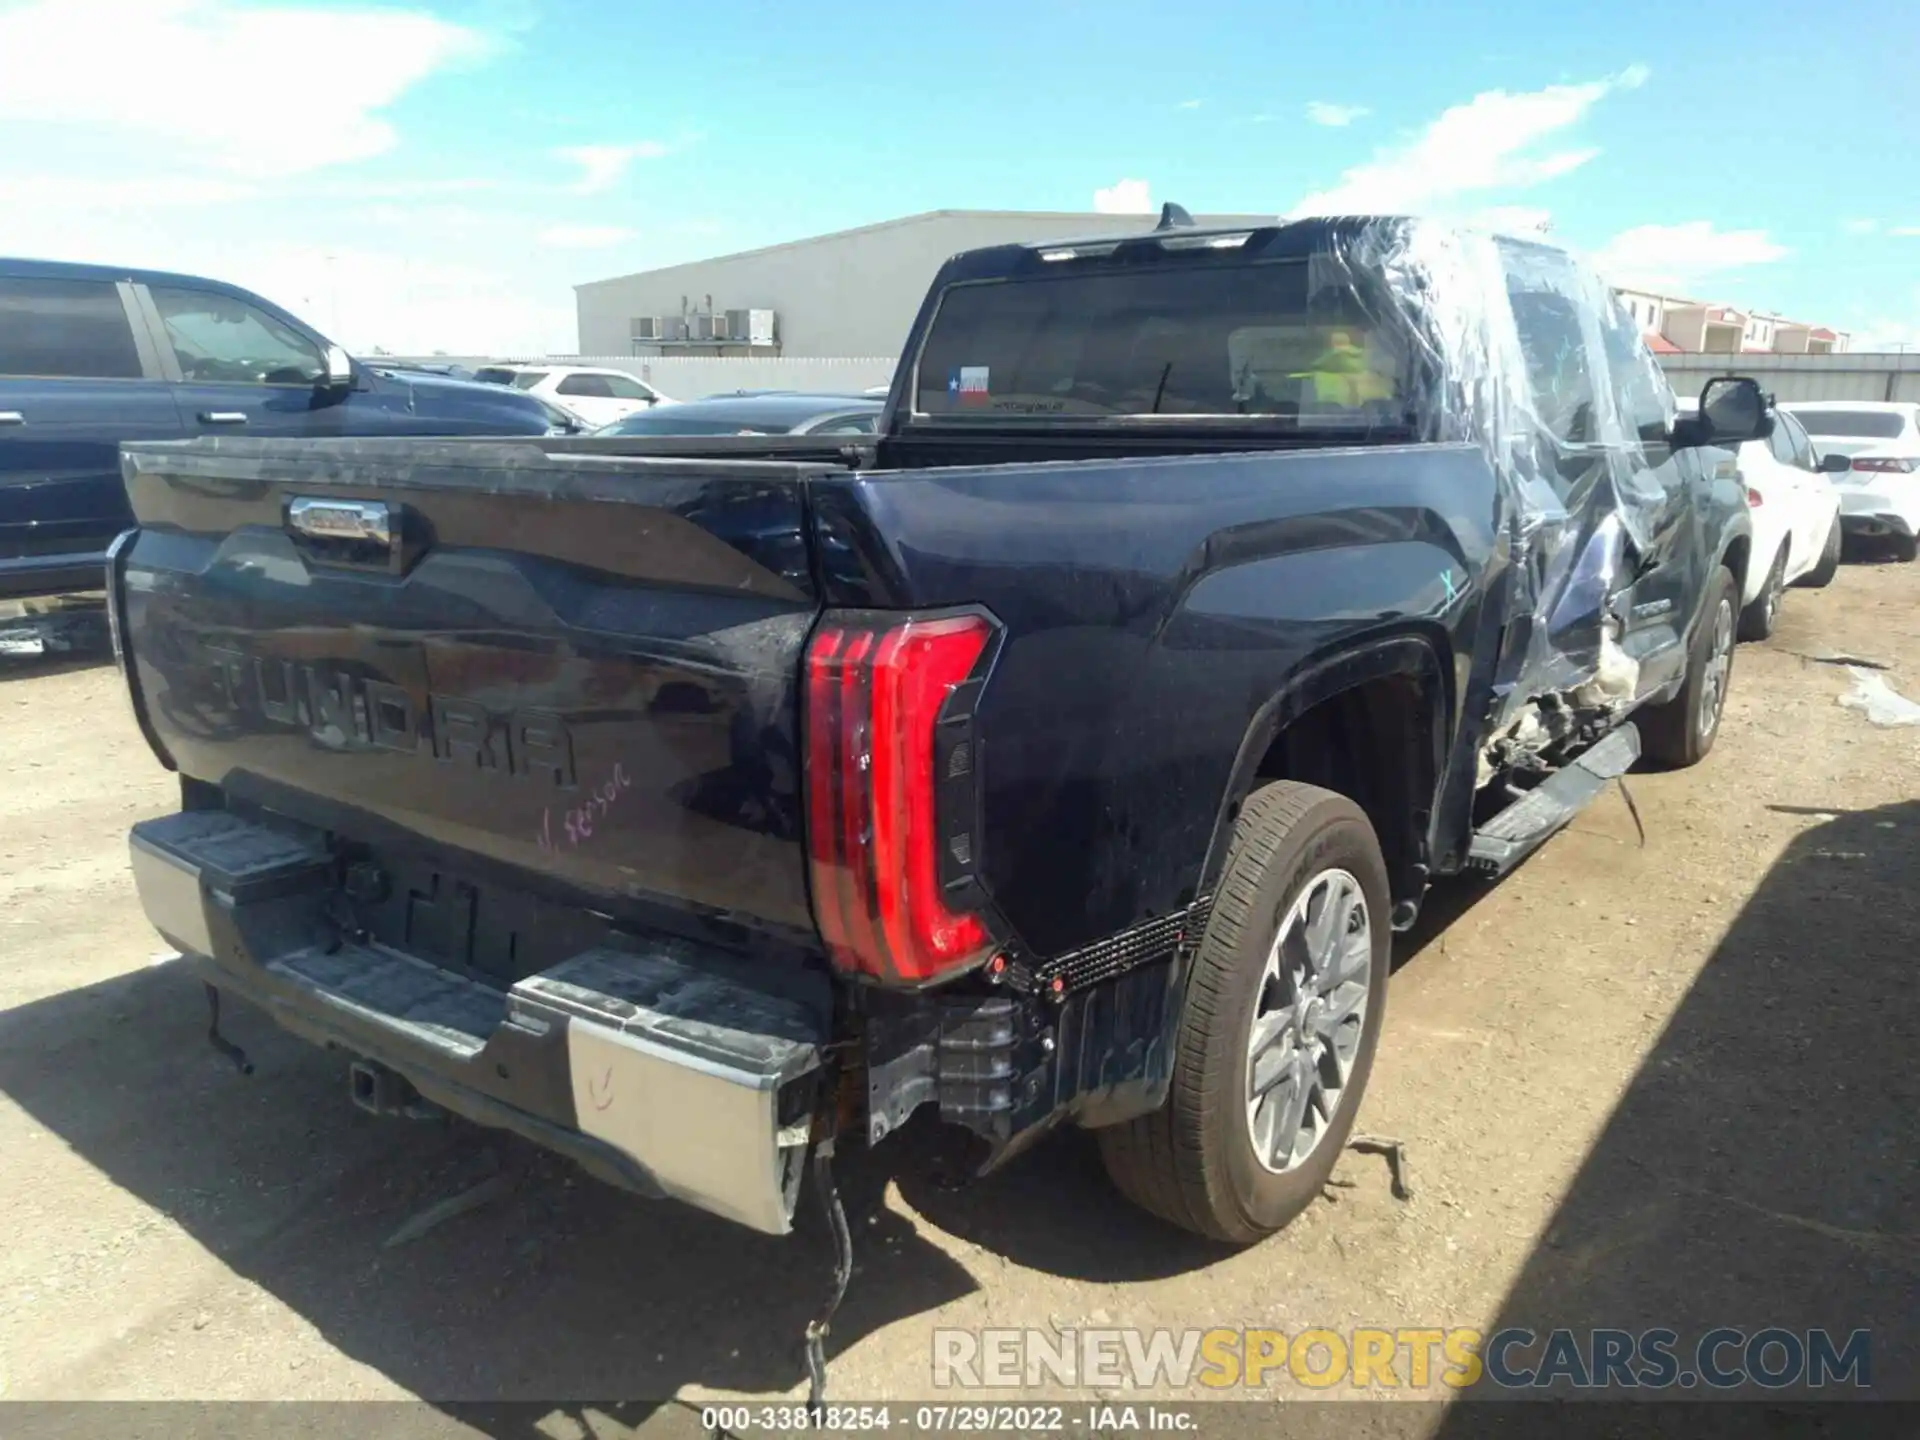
xmin=386 ymin=354 xmax=898 ymax=398
xmin=1658 ymin=351 xmax=1920 ymax=404
xmin=573 ymin=210 xmax=1277 ymax=358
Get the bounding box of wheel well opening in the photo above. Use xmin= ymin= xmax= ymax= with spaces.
xmin=1252 ymin=674 xmax=1437 ymax=907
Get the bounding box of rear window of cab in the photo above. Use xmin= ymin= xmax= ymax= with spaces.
xmin=912 ymin=259 xmax=1407 ymax=426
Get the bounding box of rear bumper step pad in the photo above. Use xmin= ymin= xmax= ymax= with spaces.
xmin=130 ymin=810 xmax=828 ymax=1235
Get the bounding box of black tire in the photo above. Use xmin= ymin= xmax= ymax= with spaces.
xmin=1639 ymin=566 xmax=1737 ymax=770
xmin=1096 ymin=781 xmax=1391 ymax=1244
xmin=1797 ymin=516 xmax=1842 ymax=588
xmin=1892 ymin=534 xmax=1919 ymax=564
xmin=1738 ymin=544 xmax=1787 ymax=641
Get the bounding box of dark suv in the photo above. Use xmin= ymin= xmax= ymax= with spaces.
xmin=0 ymin=259 xmax=559 ymax=599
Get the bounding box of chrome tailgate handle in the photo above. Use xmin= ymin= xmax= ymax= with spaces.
xmin=285 ymin=496 xmax=413 ymax=573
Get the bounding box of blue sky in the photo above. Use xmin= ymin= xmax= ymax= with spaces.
xmin=3 ymin=0 xmax=1914 ymax=353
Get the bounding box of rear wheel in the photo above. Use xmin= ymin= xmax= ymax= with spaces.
xmin=1738 ymin=544 xmax=1787 ymax=641
xmin=1639 ymin=567 xmax=1737 ymax=769
xmin=1097 ymin=781 xmax=1391 ymax=1243
xmin=1798 ymin=517 xmax=1841 ymax=588
xmin=1892 ymin=534 xmax=1919 ymax=563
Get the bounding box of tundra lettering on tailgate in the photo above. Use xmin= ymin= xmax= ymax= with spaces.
xmin=205 ymin=644 xmax=575 ymax=787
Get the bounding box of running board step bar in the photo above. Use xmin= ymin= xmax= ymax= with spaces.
xmin=1466 ymin=724 xmax=1640 ymax=878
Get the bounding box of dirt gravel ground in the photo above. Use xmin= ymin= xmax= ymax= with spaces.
xmin=2 ymin=557 xmax=1916 ymax=1432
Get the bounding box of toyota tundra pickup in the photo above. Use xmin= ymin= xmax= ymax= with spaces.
xmin=114 ymin=212 xmax=1764 ymax=1270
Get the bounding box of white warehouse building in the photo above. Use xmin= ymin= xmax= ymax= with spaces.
xmin=574 ymin=209 xmax=1276 ymax=360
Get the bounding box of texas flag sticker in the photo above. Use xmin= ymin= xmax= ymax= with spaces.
xmin=949 ymin=366 xmax=990 ymax=406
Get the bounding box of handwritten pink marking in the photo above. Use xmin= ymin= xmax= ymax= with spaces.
xmin=537 ymin=761 xmax=633 ymax=853
xmin=589 ymin=1064 xmax=615 ymax=1111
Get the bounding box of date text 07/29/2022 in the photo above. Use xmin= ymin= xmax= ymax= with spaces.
xmin=700 ymin=1405 xmax=1196 ymax=1434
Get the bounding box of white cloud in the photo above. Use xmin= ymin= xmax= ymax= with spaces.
xmin=1846 ymin=289 xmax=1920 ymax=351
xmin=0 ymin=174 xmax=259 ymax=209
xmin=1588 ymin=221 xmax=1789 ymax=292
xmin=246 ymin=247 xmax=575 ymax=355
xmin=1093 ymin=178 xmax=1153 ymax=214
xmin=1846 ymin=216 xmax=1920 ymax=238
xmin=1852 ymin=313 xmax=1920 ymax=351
xmin=1305 ymin=101 xmax=1369 ymax=127
xmin=1291 ymin=64 xmax=1648 ymax=217
xmin=310 ymin=177 xmax=505 ymax=201
xmin=540 ymin=225 xmax=636 ymax=249
xmin=0 ymin=0 xmax=487 ymax=177
xmin=1176 ymin=99 xmax=1204 ymax=110
xmin=1465 ymin=206 xmax=1555 ymax=236
xmin=0 ymin=1 xmax=654 ymax=353
xmin=556 ymin=142 xmax=673 ymax=194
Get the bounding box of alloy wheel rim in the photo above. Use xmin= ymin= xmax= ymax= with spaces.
xmin=1699 ymin=597 xmax=1734 ymax=740
xmin=1244 ymin=868 xmax=1372 ymax=1174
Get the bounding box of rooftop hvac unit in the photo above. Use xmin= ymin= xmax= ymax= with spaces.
xmin=630 ymin=316 xmax=660 ymax=341
xmin=726 ymin=309 xmax=776 ymax=345
xmin=660 ymin=316 xmax=690 ymax=342
xmin=690 ymin=314 xmax=721 ymax=341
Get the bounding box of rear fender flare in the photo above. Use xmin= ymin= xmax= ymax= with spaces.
xmin=1069 ymin=634 xmax=1452 ymax=1132
xmin=1196 ymin=631 xmax=1452 ymax=908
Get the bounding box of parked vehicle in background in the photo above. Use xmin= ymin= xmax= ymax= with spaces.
xmin=1678 ymin=397 xmax=1843 ymax=637
xmin=521 ymin=392 xmax=591 ymax=434
xmin=0 ymin=259 xmax=563 ymax=601
xmin=471 ymin=364 xmax=670 ymax=427
xmin=1781 ymin=401 xmax=1920 ymax=561
xmin=113 ymin=213 xmax=1758 ymax=1274
xmin=595 ymin=391 xmax=882 ymax=436
xmin=374 ymin=359 xmax=477 ymax=382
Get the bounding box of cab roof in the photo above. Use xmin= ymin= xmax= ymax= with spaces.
xmin=0 ymin=254 xmax=273 ymax=300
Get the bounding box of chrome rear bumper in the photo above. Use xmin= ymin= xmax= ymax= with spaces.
xmin=131 ymin=810 xmax=828 ymax=1235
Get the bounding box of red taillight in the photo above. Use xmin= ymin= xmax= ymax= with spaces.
xmin=805 ymin=612 xmax=995 ymax=984
xmin=1745 ymin=486 xmax=1764 ymax=507
xmin=1850 ymin=457 xmax=1917 ymax=474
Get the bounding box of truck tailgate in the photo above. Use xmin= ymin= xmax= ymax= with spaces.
xmin=117 ymin=436 xmax=840 ymax=964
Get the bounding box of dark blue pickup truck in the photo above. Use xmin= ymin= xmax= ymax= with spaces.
xmin=112 ymin=212 xmax=1766 ymax=1339
xmin=0 ymin=259 xmax=562 ymax=599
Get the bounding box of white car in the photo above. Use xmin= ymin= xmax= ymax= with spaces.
xmin=1781 ymin=401 xmax=1920 ymax=562
xmin=471 ymin=364 xmax=671 ymax=428
xmin=1680 ymin=399 xmax=1843 ymax=639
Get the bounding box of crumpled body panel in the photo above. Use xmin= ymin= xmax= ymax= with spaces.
xmin=1309 ymin=219 xmax=1679 ymax=742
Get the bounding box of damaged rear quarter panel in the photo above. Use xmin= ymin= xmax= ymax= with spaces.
xmin=810 ymin=441 xmax=1505 ymax=961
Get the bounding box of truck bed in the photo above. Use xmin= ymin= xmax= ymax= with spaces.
xmin=118 ymin=431 xmax=1506 ymax=967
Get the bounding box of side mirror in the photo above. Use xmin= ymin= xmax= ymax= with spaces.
xmin=1818 ymin=451 xmax=1852 ymax=474
xmin=1677 ymin=376 xmax=1770 ymax=448
xmin=322 ymin=344 xmax=354 ymax=392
